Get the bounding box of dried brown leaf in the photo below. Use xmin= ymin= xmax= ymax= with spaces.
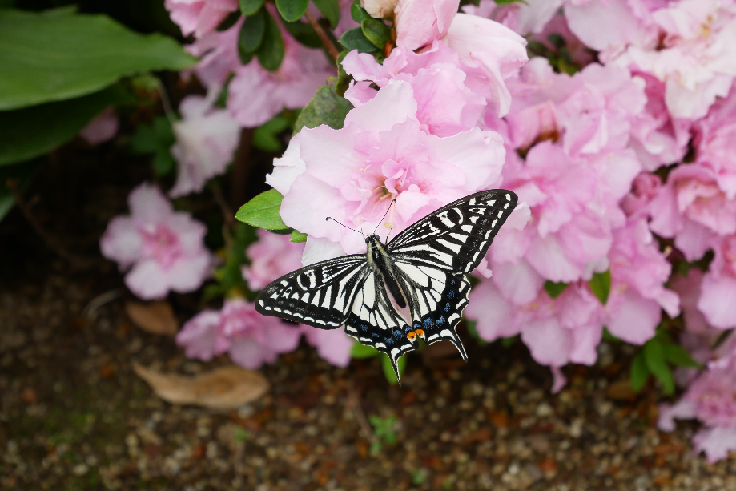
xmin=125 ymin=301 xmax=178 ymax=336
xmin=133 ymin=364 xmax=269 ymax=409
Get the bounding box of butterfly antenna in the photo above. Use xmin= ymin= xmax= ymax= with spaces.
xmin=326 ymin=217 xmax=365 ymax=237
xmin=373 ymin=198 xmax=397 ymax=235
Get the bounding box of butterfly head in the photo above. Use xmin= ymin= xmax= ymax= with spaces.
xmin=365 ymin=234 xmax=383 ymax=247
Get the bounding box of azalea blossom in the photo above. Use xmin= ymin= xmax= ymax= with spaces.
xmin=169 ymin=95 xmax=241 ymax=197
xmin=694 ymin=83 xmax=736 ymax=198
xmin=268 ymin=80 xmax=505 ymax=256
xmin=100 ymin=183 xmax=212 ymax=299
xmin=302 ymin=326 xmax=355 ymax=367
xmin=176 ymin=298 xmax=301 ymax=368
xmin=165 ymin=0 xmax=239 ymax=39
xmin=698 ymin=234 xmax=736 ymax=330
xmin=79 ymin=107 xmax=118 ymax=144
xmin=242 ymin=230 xmax=306 ymax=291
xmin=395 ymin=0 xmax=460 ymax=51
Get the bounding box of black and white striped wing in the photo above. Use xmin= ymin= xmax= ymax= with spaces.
xmin=387 ymin=189 xmax=518 ymax=273
xmin=392 ymin=266 xmax=471 ymax=358
xmin=386 ymin=190 xmax=517 ymax=356
xmin=255 ymin=255 xmax=369 ymax=328
xmin=344 ymin=271 xmax=418 ymax=381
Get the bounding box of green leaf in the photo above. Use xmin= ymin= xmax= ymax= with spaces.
xmin=382 ymin=354 xmax=406 ymax=385
xmin=351 ymin=1 xmax=371 ymax=23
xmin=336 ymin=50 xmax=352 ymax=96
xmin=588 ymin=270 xmax=611 ymax=305
xmin=235 ymin=189 xmax=289 ymax=231
xmin=239 ymin=0 xmax=264 ymax=16
xmin=283 ymin=20 xmax=322 ymax=48
xmin=339 ymin=27 xmax=378 ymax=53
xmin=0 ymin=9 xmax=195 ymax=111
xmin=258 ymin=11 xmax=286 ymax=71
xmin=361 ymin=18 xmax=391 ymax=49
xmin=275 ymin=0 xmax=309 ymax=22
xmin=630 ymin=351 xmax=649 ymax=392
xmin=644 ymin=337 xmax=675 ymax=395
xmin=217 ymin=11 xmax=242 ymax=31
xmin=129 ymin=115 xmax=176 ymax=176
xmin=290 ymin=230 xmax=308 ymax=243
xmin=664 ymin=343 xmax=703 ymax=369
xmin=543 ymin=280 xmax=569 ymax=299
xmin=294 ymin=82 xmax=354 ymax=132
xmin=252 ymin=115 xmax=290 ymax=151
xmin=351 ymin=342 xmax=379 ymax=359
xmin=0 ymin=85 xmax=126 ymax=166
xmin=312 ymin=0 xmax=340 ymax=28
xmin=213 ymin=223 xmax=254 ymax=295
xmin=0 ymin=160 xmax=38 ymax=222
xmin=239 ymin=9 xmax=266 ymax=57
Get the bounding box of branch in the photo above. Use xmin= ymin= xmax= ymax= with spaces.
xmin=306 ymin=10 xmax=340 ymax=62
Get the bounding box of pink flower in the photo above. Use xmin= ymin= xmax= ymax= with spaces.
xmin=646 ymin=164 xmax=736 ymax=261
xmin=242 ymin=230 xmax=305 ymax=291
xmin=302 ymin=326 xmax=355 ymax=367
xmin=185 ymin=18 xmax=241 ymax=92
xmin=602 ymin=219 xmax=679 ymax=344
xmin=100 ymin=183 xmax=212 ymax=299
xmin=269 ymin=80 xmax=505 ymax=255
xmin=176 ymin=298 xmax=301 ymax=368
xmin=698 ymin=234 xmax=736 ymax=329
xmin=694 ymin=84 xmax=736 ymax=198
xmin=79 ymin=107 xmax=118 ymax=144
xmin=564 ymin=0 xmax=656 ymax=54
xmin=659 ymin=362 xmax=736 ymax=462
xmin=671 ymin=268 xmax=709 ymax=335
xmin=395 ymin=0 xmax=460 ymax=51
xmin=443 ymin=13 xmax=528 ymax=117
xmin=165 ymin=0 xmax=239 ymax=38
xmin=228 ymin=29 xmax=334 ymax=127
xmin=342 ymin=43 xmax=488 ymax=137
xmin=621 ymin=172 xmax=662 ymax=219
xmin=170 ymin=95 xmax=241 ymax=197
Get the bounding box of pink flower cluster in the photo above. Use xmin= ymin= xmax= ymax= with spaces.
xmin=101 ymin=184 xmax=212 ymax=299
xmin=156 ymin=0 xmax=736 ymax=460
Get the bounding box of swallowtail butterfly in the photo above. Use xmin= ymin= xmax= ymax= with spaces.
xmin=256 ymin=190 xmax=518 ymax=382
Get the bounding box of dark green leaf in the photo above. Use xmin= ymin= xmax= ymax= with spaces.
xmin=283 ymin=20 xmax=322 ymax=48
xmin=217 ymin=11 xmax=242 ymax=31
xmin=588 ymin=270 xmax=611 ymax=305
xmin=361 ymin=18 xmax=391 ymax=49
xmin=129 ymin=116 xmax=176 ymax=176
xmin=152 ymin=152 xmax=175 ymax=177
xmin=312 ymin=0 xmax=340 ymax=28
xmin=0 ymin=9 xmax=194 ymax=111
xmin=258 ymin=11 xmax=286 ymax=71
xmin=351 ymin=1 xmax=371 ymax=23
xmin=644 ymin=338 xmax=675 ymax=395
xmin=294 ymin=82 xmax=354 ymax=132
xmin=235 ymin=189 xmax=289 ymax=231
xmin=339 ymin=27 xmax=378 ymax=53
xmin=664 ymin=343 xmax=703 ymax=369
xmin=239 ymin=0 xmax=264 ymax=16
xmin=290 ymin=230 xmax=308 ymax=243
xmin=543 ymin=280 xmax=569 ymax=299
xmin=336 ymin=50 xmax=352 ymax=96
xmin=275 ymin=0 xmax=309 ymax=22
xmin=382 ymin=354 xmax=406 ymax=385
xmin=351 ymin=342 xmax=379 ymax=359
xmin=239 ymin=9 xmax=266 ymax=57
xmin=0 ymin=85 xmax=126 ymax=166
xmin=252 ymin=115 xmax=290 ymax=151
xmin=213 ymin=223 xmax=253 ymax=295
xmin=630 ymin=351 xmax=649 ymax=392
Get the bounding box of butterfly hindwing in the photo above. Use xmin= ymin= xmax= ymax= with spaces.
xmin=344 ymin=271 xmax=418 ymax=381
xmin=388 ymin=190 xmax=517 ymax=273
xmin=392 ymin=261 xmax=471 ymax=359
xmin=255 ymin=255 xmax=369 ymax=328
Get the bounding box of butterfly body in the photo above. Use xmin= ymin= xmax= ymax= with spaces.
xmin=256 ymin=190 xmax=518 ymax=382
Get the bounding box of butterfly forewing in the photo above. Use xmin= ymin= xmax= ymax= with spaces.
xmin=388 ymin=190 xmax=518 ymax=273
xmin=255 ymin=255 xmax=370 ymax=328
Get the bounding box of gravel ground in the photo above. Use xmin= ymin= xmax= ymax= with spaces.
xmin=2 ymin=148 xmax=735 ymax=490
xmin=2 ymin=261 xmax=736 ymax=491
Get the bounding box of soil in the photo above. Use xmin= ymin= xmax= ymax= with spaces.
xmin=2 ymin=143 xmax=736 ymax=491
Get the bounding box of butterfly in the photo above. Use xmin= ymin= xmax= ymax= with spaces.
xmin=255 ymin=189 xmax=518 ymax=383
